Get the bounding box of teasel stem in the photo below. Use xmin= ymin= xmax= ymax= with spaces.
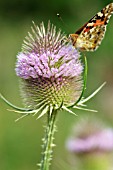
xmin=39 ymin=108 xmax=57 ymax=170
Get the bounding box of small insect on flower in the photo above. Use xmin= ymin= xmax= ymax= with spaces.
xmin=69 ymin=3 xmax=113 ymax=51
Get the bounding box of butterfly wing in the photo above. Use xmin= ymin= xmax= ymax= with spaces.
xmin=70 ymin=3 xmax=113 ymax=51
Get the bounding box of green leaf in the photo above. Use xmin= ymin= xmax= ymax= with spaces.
xmin=0 ymin=93 xmax=32 ymax=111
xmin=77 ymin=82 xmax=106 ymax=105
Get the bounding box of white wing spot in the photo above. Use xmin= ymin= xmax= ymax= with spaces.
xmin=98 ymin=12 xmax=103 ymax=17
xmin=87 ymin=22 xmax=94 ymax=26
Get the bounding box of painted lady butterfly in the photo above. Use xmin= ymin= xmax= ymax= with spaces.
xmin=69 ymin=3 xmax=113 ymax=51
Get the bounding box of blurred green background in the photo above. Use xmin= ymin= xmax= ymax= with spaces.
xmin=0 ymin=0 xmax=113 ymax=169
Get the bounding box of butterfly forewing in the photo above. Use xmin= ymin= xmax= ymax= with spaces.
xmin=70 ymin=3 xmax=113 ymax=51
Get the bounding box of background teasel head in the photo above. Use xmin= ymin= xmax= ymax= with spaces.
xmin=66 ymin=117 xmax=113 ymax=154
xmin=15 ymin=21 xmax=83 ymax=117
xmin=66 ymin=117 xmax=113 ymax=170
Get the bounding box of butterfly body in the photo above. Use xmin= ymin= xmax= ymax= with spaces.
xmin=70 ymin=3 xmax=113 ymax=51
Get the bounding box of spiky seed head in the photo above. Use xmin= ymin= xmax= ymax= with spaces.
xmin=15 ymin=21 xmax=83 ymax=112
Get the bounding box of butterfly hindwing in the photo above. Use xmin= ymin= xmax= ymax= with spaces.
xmin=70 ymin=3 xmax=113 ymax=51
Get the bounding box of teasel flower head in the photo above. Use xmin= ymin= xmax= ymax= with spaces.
xmin=14 ymin=21 xmax=85 ymax=118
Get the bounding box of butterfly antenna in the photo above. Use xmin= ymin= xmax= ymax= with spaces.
xmin=57 ymin=13 xmax=65 ymax=24
xmin=57 ymin=13 xmax=71 ymax=33
xmin=57 ymin=13 xmax=71 ymax=44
